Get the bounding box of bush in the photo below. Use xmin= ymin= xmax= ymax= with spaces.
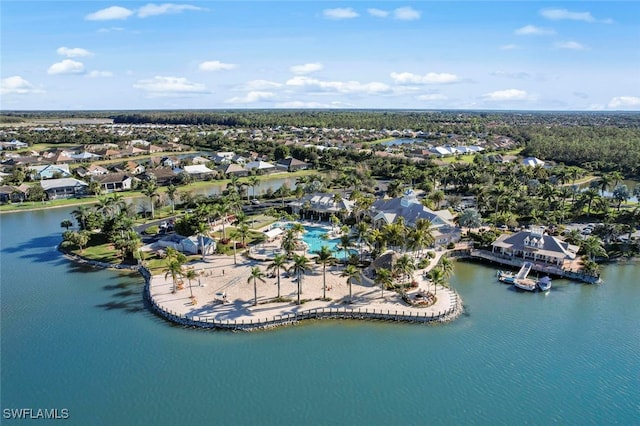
xmin=144 ymin=225 xmax=159 ymax=235
xmin=447 ymin=242 xmax=456 ymax=249
xmin=418 ymin=258 xmax=430 ymax=269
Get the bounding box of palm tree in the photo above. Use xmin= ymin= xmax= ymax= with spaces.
xmin=60 ymin=219 xmax=73 ymax=231
xmin=580 ymin=236 xmax=608 ymax=261
xmin=248 ymin=175 xmax=261 ymax=200
xmin=185 ymin=269 xmax=198 ymax=300
xmin=213 ymin=199 xmax=231 ymax=241
xmin=290 ymin=254 xmax=311 ymax=305
xmin=229 ymin=228 xmax=241 ymax=265
xmin=195 ymin=222 xmax=210 ymax=261
xmin=340 ymin=264 xmax=360 ymax=303
xmin=71 ymin=205 xmax=91 ymax=230
xmin=374 ymin=268 xmax=393 ymax=298
xmin=427 ymin=267 xmax=446 ymax=295
xmin=166 ymin=184 xmax=178 ymax=214
xmin=164 ymin=259 xmax=184 ymax=294
xmin=394 ymin=254 xmax=415 ymax=291
xmin=281 ymin=228 xmax=298 ymax=258
xmin=438 ymin=255 xmax=455 ymax=280
xmin=338 ymin=233 xmax=353 ymax=264
xmin=247 ymin=266 xmax=266 ymax=306
xmin=141 ymin=180 xmax=159 ymax=219
xmin=314 ymin=245 xmax=335 ymax=299
xmin=267 ymin=254 xmax=288 ymax=298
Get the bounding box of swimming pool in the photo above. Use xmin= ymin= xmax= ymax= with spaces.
xmin=276 ymin=223 xmax=356 ymax=257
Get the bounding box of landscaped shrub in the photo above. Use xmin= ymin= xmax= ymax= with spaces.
xmin=144 ymin=225 xmax=159 ymax=235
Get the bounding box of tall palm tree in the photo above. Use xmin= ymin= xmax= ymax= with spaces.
xmin=229 ymin=228 xmax=241 ymax=265
xmin=71 ymin=205 xmax=91 ymax=230
xmin=195 ymin=222 xmax=210 ymax=261
xmin=164 ymin=259 xmax=184 ymax=294
xmin=248 ymin=175 xmax=261 ymax=200
xmin=281 ymin=228 xmax=298 ymax=258
xmin=394 ymin=254 xmax=415 ymax=291
xmin=289 ymin=254 xmax=311 ymax=305
xmin=340 ymin=264 xmax=360 ymax=303
xmin=141 ymin=180 xmax=159 ymax=219
xmin=185 ymin=269 xmax=198 ymax=300
xmin=438 ymin=255 xmax=455 ymax=280
xmin=579 ymin=236 xmax=608 ymax=261
xmin=166 ymin=184 xmax=178 ymax=214
xmin=314 ymin=245 xmax=335 ymax=299
xmin=247 ymin=266 xmax=266 ymax=306
xmin=338 ymin=233 xmax=353 ymax=264
xmin=213 ymin=199 xmax=231 ymax=240
xmin=267 ymin=253 xmax=288 ymax=298
xmin=427 ymin=267 xmax=446 ymax=296
xmin=374 ymin=268 xmax=393 ymax=298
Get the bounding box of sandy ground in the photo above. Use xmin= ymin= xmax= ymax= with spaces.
xmin=148 ymin=249 xmax=458 ymax=324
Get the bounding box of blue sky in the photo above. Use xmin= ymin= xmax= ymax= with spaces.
xmin=1 ymin=1 xmax=639 ymax=110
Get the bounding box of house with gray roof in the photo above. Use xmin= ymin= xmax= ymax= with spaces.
xmin=289 ymin=192 xmax=354 ymax=219
xmin=40 ymin=178 xmax=88 ymax=199
xmin=491 ymin=226 xmax=578 ymax=267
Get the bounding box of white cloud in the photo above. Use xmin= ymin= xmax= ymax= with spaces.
xmin=483 ymin=89 xmax=529 ymax=101
xmin=275 ymin=101 xmax=344 ymax=108
xmin=540 ymin=8 xmax=596 ymax=23
xmin=87 ymin=70 xmax=114 ymax=78
xmin=57 ymin=47 xmax=93 ymax=58
xmin=393 ymin=7 xmax=420 ymax=21
xmin=133 ymin=76 xmax=208 ymax=97
xmin=500 ymin=44 xmax=520 ymax=50
xmin=608 ymin=96 xmax=640 ymax=109
xmin=137 ymin=3 xmax=206 ymax=18
xmin=97 ymin=27 xmax=125 ymax=33
xmin=1 ymin=76 xmax=44 ymax=95
xmin=225 ymin=91 xmax=274 ymax=104
xmin=86 ymin=6 xmax=134 ymax=21
xmin=390 ymin=72 xmax=459 ymax=84
xmin=290 ymin=63 xmax=323 ymax=75
xmin=367 ymin=8 xmax=389 ymax=18
xmin=47 ymin=59 xmax=85 ymax=75
xmin=490 ymin=71 xmax=532 ymax=79
xmin=554 ymin=41 xmax=589 ymax=50
xmin=416 ymin=94 xmax=447 ymax=101
xmin=242 ymin=80 xmax=283 ymax=91
xmin=198 ymin=60 xmax=236 ymax=71
xmin=323 ymin=8 xmax=359 ymax=20
xmin=285 ymin=76 xmax=391 ymax=94
xmin=515 ymin=25 xmax=555 ymax=36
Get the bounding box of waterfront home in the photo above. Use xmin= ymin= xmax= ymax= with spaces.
xmin=491 ymin=226 xmax=578 ymax=267
xmin=95 ymin=172 xmax=136 ymax=192
xmin=221 ymin=164 xmax=248 ymax=177
xmin=276 ymin=157 xmax=309 ymax=172
xmin=182 ymin=164 xmax=215 ymax=179
xmin=40 ymin=178 xmax=88 ymax=199
xmin=0 ymin=139 xmax=28 ymax=150
xmin=0 ymin=185 xmax=27 ymax=203
xmin=245 ymin=160 xmax=276 ymax=174
xmin=140 ymin=168 xmax=177 ymax=186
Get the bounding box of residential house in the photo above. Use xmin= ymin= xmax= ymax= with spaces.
xmin=141 ymin=168 xmax=177 ymax=186
xmin=95 ymin=172 xmax=136 ymax=192
xmin=28 ymin=164 xmax=72 ymax=180
xmin=0 ymin=140 xmax=28 ymax=150
xmin=221 ymin=164 xmax=248 ymax=177
xmin=191 ymin=155 xmax=210 ymax=165
xmin=522 ymin=157 xmax=545 ymax=167
xmin=183 ymin=164 xmax=215 ymax=180
xmin=276 ymin=157 xmax=309 ymax=172
xmin=0 ymin=185 xmax=27 ymax=203
xmin=40 ymin=178 xmax=88 ymax=199
xmin=245 ymin=160 xmax=276 ymax=174
xmin=84 ymin=164 xmax=110 ymax=177
xmin=491 ymin=226 xmax=578 ymax=267
xmin=213 ymin=152 xmax=235 ymax=164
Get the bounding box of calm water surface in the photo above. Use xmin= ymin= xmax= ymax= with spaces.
xmin=1 ymin=208 xmax=638 ymax=425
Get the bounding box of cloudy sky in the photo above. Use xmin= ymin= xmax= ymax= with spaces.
xmin=1 ymin=1 xmax=639 ymax=110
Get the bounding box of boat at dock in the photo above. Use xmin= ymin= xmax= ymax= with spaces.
xmin=513 ymin=262 xmax=537 ymax=291
xmin=496 ymin=270 xmax=515 ymax=284
xmin=537 ymin=276 xmax=552 ymax=291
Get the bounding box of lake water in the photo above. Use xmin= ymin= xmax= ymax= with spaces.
xmin=1 ymin=207 xmax=638 ymax=425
